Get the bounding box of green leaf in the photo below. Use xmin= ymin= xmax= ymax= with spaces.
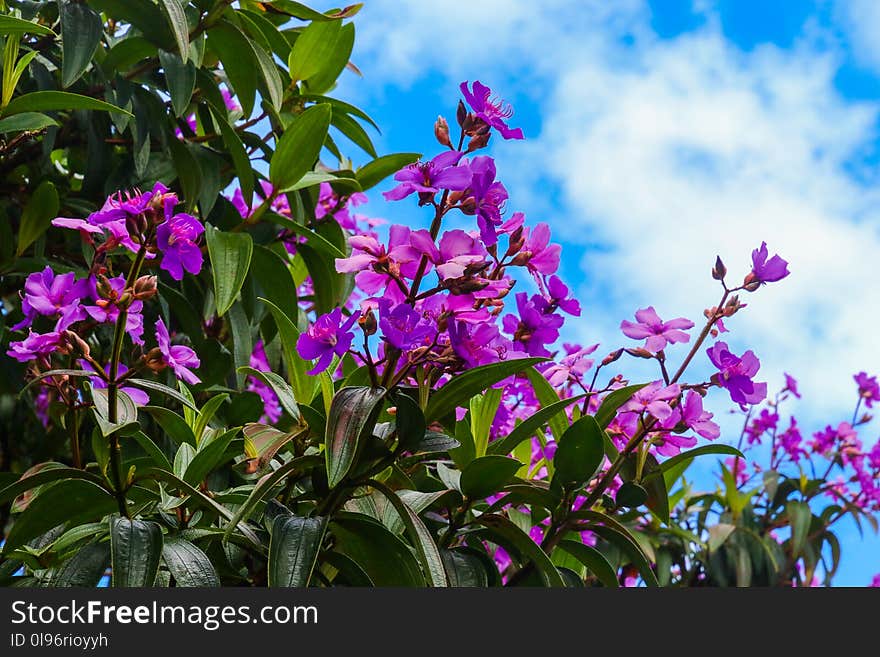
xmin=242 ymin=423 xmax=307 ymax=470
xmin=4 ymin=480 xmax=118 ymax=554
xmin=143 ymin=406 xmax=197 ymax=447
xmin=191 ymin=393 xmax=229 ymax=445
xmin=110 ymin=517 xmax=163 ymax=587
xmin=425 ymin=358 xmax=545 ymax=424
xmin=50 ymin=542 xmax=111 ymax=587
xmin=441 ymin=549 xmax=491 ymax=587
xmin=279 ymin=170 xmax=361 ymax=193
xmin=288 ymin=18 xmax=342 ymax=82
xmin=0 ymin=112 xmax=58 ymax=133
xmin=552 ymin=415 xmax=605 ymax=488
xmin=162 ymin=538 xmax=220 ymax=587
xmin=356 ymin=152 xmax=421 ymax=191
xmin=460 ymin=456 xmax=521 ymax=500
xmin=0 ymin=15 xmax=56 ymax=36
xmin=250 ymin=42 xmax=283 ymax=111
xmin=2 ymin=91 xmax=131 ymax=118
xmin=209 ymin=104 xmax=253 ymax=206
xmin=158 ymin=0 xmax=189 ymax=62
xmin=131 ymin=431 xmax=173 ymax=471
xmin=643 ymin=444 xmax=744 ymax=481
xmin=330 ymin=513 xmax=425 ymax=586
xmin=270 ymin=103 xmax=333 ymax=192
xmin=0 ymin=467 xmax=106 ymax=506
xmin=183 ymin=428 xmax=238 ymax=485
xmin=325 ymin=386 xmax=386 ymax=488
xmin=259 ymin=297 xmax=315 ymax=405
xmin=305 ymin=22 xmax=355 ymax=94
xmin=238 ymin=367 xmax=301 ymax=422
xmin=523 ymin=368 xmax=567 ymax=441
xmin=60 ymin=1 xmax=103 ymax=87
xmin=558 ymin=540 xmax=619 ymax=588
xmin=16 ymin=180 xmax=58 ymax=256
xmin=250 ymin=245 xmax=298 ymax=321
xmin=393 ymin=393 xmax=427 ymax=452
xmin=205 ymin=224 xmax=253 ymax=316
xmin=476 ymin=514 xmax=565 ymax=587
xmin=488 ymin=395 xmax=585 ymax=456
xmin=264 ymin=211 xmax=346 ymax=258
xmin=268 ymin=515 xmax=327 ymax=587
xmin=207 ymin=21 xmax=257 ymax=116
xmin=470 ymin=388 xmax=502 ymax=458
xmin=221 ymin=455 xmax=322 ymax=539
xmin=787 ymin=500 xmax=811 ymax=559
xmin=159 ymin=49 xmax=196 ymax=118
xmin=594 ymin=384 xmax=649 ymax=428
xmin=126 ymin=378 xmax=199 ymax=411
xmin=91 ymin=388 xmax=140 ymax=437
xmin=369 ymin=481 xmax=447 ymax=586
xmin=616 ymin=482 xmax=648 ymax=508
xmin=572 ymin=510 xmax=659 ymax=587
xmin=707 ymin=523 xmax=736 ymax=552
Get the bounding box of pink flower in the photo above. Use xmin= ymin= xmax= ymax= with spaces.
xmin=620 ymin=307 xmax=694 ymax=353
xmin=706 ymin=341 xmax=767 ymax=408
xmin=155 ymin=319 xmax=200 ymax=384
xmin=619 ymin=381 xmax=681 ymax=422
xmin=296 ymin=308 xmax=359 ymax=375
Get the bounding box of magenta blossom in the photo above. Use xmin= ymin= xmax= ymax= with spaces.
xmin=854 ymin=371 xmax=879 ymax=408
xmin=544 ymin=343 xmax=599 ymax=387
xmin=706 ymin=341 xmax=767 ymax=407
xmin=156 ymin=212 xmax=204 ymax=280
xmin=296 ymin=308 xmax=359 ymax=375
xmin=247 ymin=341 xmax=281 ymax=424
xmin=517 ymin=223 xmax=561 ymax=279
xmin=543 ymin=275 xmax=581 ymax=317
xmin=748 ymin=241 xmax=789 ymax=285
xmin=335 ymin=226 xmax=420 ymax=299
xmin=620 ymin=381 xmax=681 ymax=422
xmin=502 ymin=292 xmax=563 ymax=357
xmin=411 ymin=228 xmax=486 ymax=281
xmin=620 ymin=307 xmax=694 ymax=353
xmin=84 ymin=276 xmax=145 ymax=344
xmin=81 ymin=361 xmax=149 ymax=406
xmin=378 ymin=299 xmax=434 ymax=351
xmin=460 ymin=81 xmax=524 ymax=140
xmin=383 ymin=151 xmax=471 ymax=203
xmin=13 ymin=266 xmax=89 ymax=330
xmin=466 ymin=156 xmax=508 ymax=245
xmin=155 ymin=318 xmax=201 ymax=384
xmin=783 ymin=373 xmax=801 ymax=399
xmin=7 ymin=328 xmax=66 ymax=362
xmin=675 ymin=391 xmax=720 ymax=440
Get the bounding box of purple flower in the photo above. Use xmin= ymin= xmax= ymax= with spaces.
xmin=517 ymin=223 xmax=561 ymax=278
xmin=544 ymin=275 xmax=581 ymax=317
xmin=654 ymin=432 xmax=697 ymax=457
xmin=81 ymin=361 xmax=150 ymax=406
xmin=296 ymin=308 xmax=359 ymax=375
xmin=13 ymin=266 xmax=89 ymax=330
xmin=747 ymin=409 xmax=779 ymax=444
xmin=748 ymin=241 xmax=789 ymax=285
xmin=620 ymin=307 xmax=694 ymax=353
xmin=620 ymin=381 xmax=681 ymax=422
xmin=378 ymin=299 xmax=434 ymax=351
xmin=383 ymin=151 xmax=471 ymax=202
xmin=783 ymin=373 xmax=801 ymax=399
xmin=854 ymin=371 xmax=879 ymax=408
xmin=779 ymin=417 xmax=805 ymax=462
xmin=155 ymin=318 xmax=201 ymax=384
xmin=7 ymin=328 xmax=66 ymax=362
xmin=156 ymin=212 xmax=204 ymax=280
xmin=678 ymin=391 xmax=720 ymax=440
xmin=544 ymin=343 xmax=598 ymax=387
xmin=502 ymin=292 xmax=563 ymax=357
xmin=449 ymin=320 xmax=525 ymax=368
xmin=246 ymin=341 xmax=281 ymax=424
xmin=335 ymin=226 xmax=420 ymax=299
xmin=84 ymin=276 xmax=145 ymax=345
xmin=411 ymin=229 xmax=487 ymax=281
xmin=460 ymin=81 xmax=524 ymax=140
xmin=706 ymin=341 xmax=767 ymax=407
xmin=467 ymin=156 xmax=508 ymax=246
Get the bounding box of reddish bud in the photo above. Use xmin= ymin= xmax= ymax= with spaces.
xmin=434 ymin=116 xmax=451 ymax=148
xmin=358 ymin=309 xmax=377 ymax=336
xmin=466 ymin=131 xmax=490 ymax=152
xmin=133 ymin=275 xmax=158 ymax=300
xmin=712 ymin=256 xmax=726 ymax=281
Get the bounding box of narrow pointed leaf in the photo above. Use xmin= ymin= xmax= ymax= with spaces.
xmin=325 ymin=387 xmax=385 ymax=488
xmin=110 ymin=517 xmax=163 ymax=587
xmin=205 ymin=224 xmax=253 ymax=316
xmin=268 ymin=515 xmax=327 ymax=587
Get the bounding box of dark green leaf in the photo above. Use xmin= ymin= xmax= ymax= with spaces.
xmin=50 ymin=542 xmax=111 ymax=587
xmin=268 ymin=515 xmax=327 ymax=587
xmin=594 ymin=384 xmax=649 ymax=428
xmin=460 ymin=456 xmax=521 ymax=500
xmin=4 ymin=480 xmax=117 ymax=554
xmin=183 ymin=429 xmax=238 ymax=485
xmin=0 ymin=15 xmax=56 ymax=36
xmin=325 ymin=386 xmax=385 ymax=488
xmin=270 ymin=103 xmax=333 ymax=191
xmin=238 ymin=367 xmax=301 ymax=422
xmin=288 ymin=18 xmax=341 ymax=82
xmin=162 ymin=538 xmax=220 ymax=587
xmin=424 ymin=358 xmax=545 ymax=424
xmin=330 ymin=513 xmax=425 ymax=586
xmin=60 ymin=1 xmax=103 ymax=87
xmin=787 ymin=500 xmax=811 ymax=559
xmin=207 ymin=21 xmax=257 ymax=116
xmin=158 ymin=0 xmax=189 ymax=62
xmin=0 ymin=112 xmax=58 ymax=133
xmin=142 ymin=406 xmax=197 ymax=447
xmin=127 ymin=378 xmax=199 ymax=411
xmin=441 ymin=549 xmax=490 ymax=587
xmin=553 ymin=415 xmax=605 ymax=488
xmin=394 ymin=393 xmax=427 ymax=452
xmin=558 ymin=540 xmax=618 ymax=587
xmin=2 ymin=91 xmax=131 ymax=118
xmin=91 ymin=388 xmax=140 ymax=437
xmin=643 ymin=444 xmax=744 ymax=481
xmin=616 ymin=482 xmax=648 ymax=508
xmin=16 ymin=180 xmax=58 ymax=256
xmin=205 ymin=224 xmax=253 ymax=316
xmin=209 ymin=104 xmax=253 ymax=206
xmin=110 ymin=517 xmax=163 ymax=587
xmin=489 ymin=395 xmax=585 ymax=456
xmin=250 ymin=245 xmax=298 ymax=321
xmin=476 ymin=514 xmax=565 ymax=587
xmin=159 ymin=49 xmax=195 ymax=117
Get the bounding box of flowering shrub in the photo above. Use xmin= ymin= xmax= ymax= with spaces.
xmin=0 ymin=1 xmax=877 ymax=588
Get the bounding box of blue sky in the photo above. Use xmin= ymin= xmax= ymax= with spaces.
xmin=308 ymin=0 xmax=880 ymax=584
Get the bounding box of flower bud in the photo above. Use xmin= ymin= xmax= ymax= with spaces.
xmin=458 ymin=195 xmax=476 ymax=215
xmin=456 ymin=100 xmax=468 ymax=128
xmin=62 ymin=330 xmax=91 ymax=358
xmin=602 ymin=349 xmax=624 ymax=366
xmin=509 ymin=250 xmax=531 ymax=267
xmin=125 ymin=213 xmax=147 ymax=242
xmin=358 ymin=309 xmax=377 ymax=336
xmin=144 ymin=347 xmax=167 ymax=374
xmin=133 ymin=275 xmax=158 ymax=300
xmin=625 ymin=347 xmax=653 ymax=359
xmin=742 ymin=272 xmax=761 ymax=292
xmin=466 ymin=131 xmax=490 ymax=152
xmin=434 ymin=116 xmax=451 ymax=148
xmin=95 ymin=274 xmax=114 ymax=300
xmin=712 ymin=256 xmax=726 ymax=280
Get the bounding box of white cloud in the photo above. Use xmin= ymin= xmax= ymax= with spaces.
xmin=836 ymin=0 xmax=880 ymax=72
xmin=347 ymin=0 xmax=880 ymax=422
